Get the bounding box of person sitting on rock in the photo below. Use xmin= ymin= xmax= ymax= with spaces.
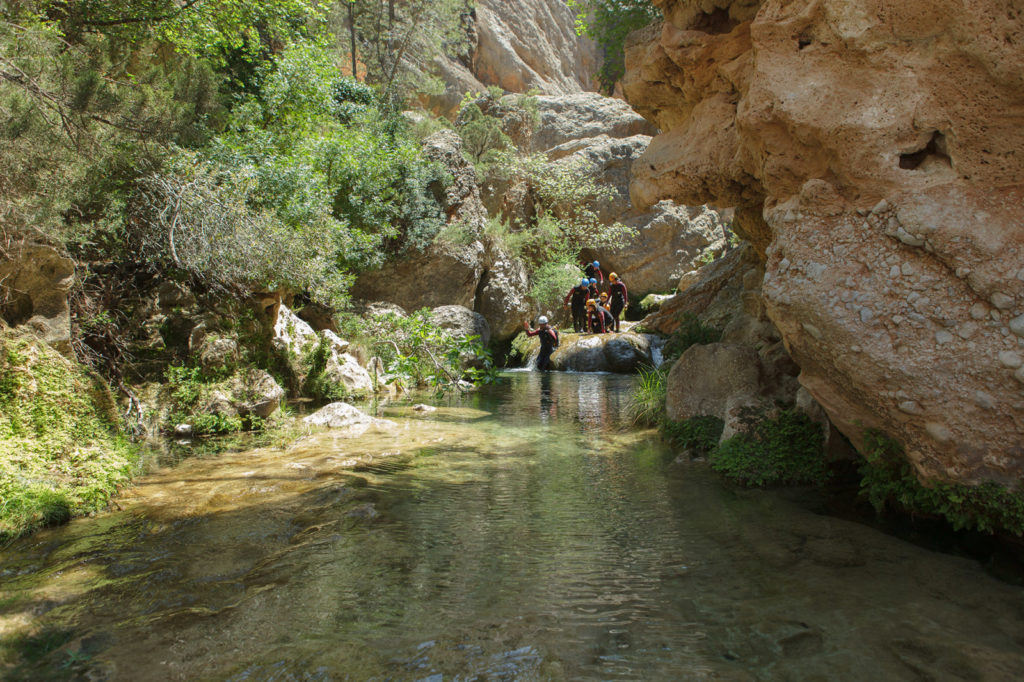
xmin=586 ymin=299 xmax=608 ymax=334
xmin=608 ymin=272 xmax=629 ymax=332
xmin=563 ymin=278 xmax=590 ymax=332
xmin=587 ymin=277 xmax=600 ymax=301
xmin=523 ymin=316 xmax=559 ymax=371
xmin=584 ymin=260 xmax=603 ymax=284
xmin=597 ymin=293 xmax=615 ymax=332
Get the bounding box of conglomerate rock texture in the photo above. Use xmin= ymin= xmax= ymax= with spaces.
xmin=625 ymin=0 xmax=1024 ymax=486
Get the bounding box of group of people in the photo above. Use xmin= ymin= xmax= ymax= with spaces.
xmin=563 ymin=261 xmax=629 ymax=334
xmin=522 ymin=260 xmax=630 ymax=371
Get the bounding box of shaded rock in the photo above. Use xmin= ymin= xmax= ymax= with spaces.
xmin=0 ymin=244 xmax=75 ymax=354
xmin=475 ymin=245 xmax=532 ymax=342
xmin=197 ymin=336 xmax=239 ymax=372
xmin=530 ymin=93 xmax=656 ymax=152
xmin=422 ymin=130 xmax=488 ymax=232
xmin=666 ymin=343 xmax=761 ymax=424
xmin=226 ymin=369 xmax=285 ymax=419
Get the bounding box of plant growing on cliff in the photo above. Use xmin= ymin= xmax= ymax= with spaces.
xmin=859 ymin=430 xmax=1024 ymax=536
xmin=627 ymin=366 xmax=668 ymax=426
xmin=662 ymin=313 xmax=722 ymax=363
xmin=568 ymin=0 xmax=660 ymax=93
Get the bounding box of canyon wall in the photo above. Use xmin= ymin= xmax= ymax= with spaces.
xmin=625 ymin=0 xmax=1024 ymax=486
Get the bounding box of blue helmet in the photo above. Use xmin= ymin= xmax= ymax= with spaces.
xmin=593 ymin=261 xmax=600 ymax=268
xmin=589 ymin=278 xmax=597 ymax=284
xmin=580 ymin=279 xmax=589 ymax=287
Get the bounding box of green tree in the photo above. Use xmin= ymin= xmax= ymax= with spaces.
xmin=568 ymin=0 xmax=659 ymax=94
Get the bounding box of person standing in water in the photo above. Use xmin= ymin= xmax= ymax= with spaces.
xmin=523 ymin=316 xmax=559 ymax=371
xmin=608 ymin=272 xmax=628 ymax=332
xmin=563 ymin=278 xmax=590 ymax=332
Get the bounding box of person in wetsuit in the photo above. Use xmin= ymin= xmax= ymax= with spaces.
xmin=597 ymin=293 xmax=615 ymax=332
xmin=587 ymin=277 xmax=600 ymax=301
xmin=563 ymin=278 xmax=590 ymax=332
xmin=608 ymin=272 xmax=628 ymax=332
xmin=584 ymin=260 xmax=603 ymax=284
xmin=523 ymin=316 xmax=559 ymax=371
xmin=585 ymin=299 xmax=610 ymax=334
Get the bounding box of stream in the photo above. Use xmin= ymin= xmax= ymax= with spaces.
xmin=2 ymin=372 xmax=1023 ymax=680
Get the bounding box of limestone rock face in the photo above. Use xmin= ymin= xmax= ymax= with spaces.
xmin=473 ymin=0 xmax=599 ymax=96
xmin=423 ymin=0 xmax=600 ymax=118
xmin=0 ymin=245 xmax=75 ymax=354
xmin=529 ymin=93 xmax=656 ymax=153
xmin=422 ymin=130 xmax=488 ymax=232
xmin=226 ymin=369 xmax=285 ymax=420
xmin=431 ymin=305 xmax=491 ymax=346
xmin=666 ymin=343 xmax=761 ymax=423
xmin=475 ymin=246 xmax=532 ymax=341
xmin=625 ymin=0 xmax=1024 ymax=486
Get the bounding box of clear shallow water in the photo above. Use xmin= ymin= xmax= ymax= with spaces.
xmin=2 ymin=372 xmax=1023 ymax=680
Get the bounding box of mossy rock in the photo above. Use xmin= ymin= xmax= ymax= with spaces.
xmin=0 ymin=332 xmax=137 ymax=540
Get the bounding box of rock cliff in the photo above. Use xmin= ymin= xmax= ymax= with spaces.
xmin=625 ymin=0 xmax=1024 ymax=486
xmin=426 ymin=0 xmax=600 ymax=117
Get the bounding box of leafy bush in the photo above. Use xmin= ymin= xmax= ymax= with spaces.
xmin=338 ymin=310 xmax=498 ymax=393
xmin=663 ymin=415 xmax=724 ymax=453
xmin=859 ymin=430 xmax=1024 ymax=535
xmin=709 ymin=409 xmax=827 ymax=487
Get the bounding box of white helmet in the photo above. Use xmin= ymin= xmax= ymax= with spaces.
xmin=537 ymin=316 xmax=549 ymax=325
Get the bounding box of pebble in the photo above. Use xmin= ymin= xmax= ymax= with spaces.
xmin=990 ymin=292 xmax=1015 ymax=310
xmin=970 ymin=302 xmax=988 ymax=320
xmin=889 ymin=265 xmax=901 ymax=278
xmin=974 ymin=391 xmax=996 ymax=410
xmin=1009 ymin=314 xmax=1024 ymax=337
xmin=860 ymin=308 xmax=874 ymax=323
xmin=998 ymin=350 xmax=1023 ymax=368
xmin=935 ymin=330 xmax=954 ymax=344
xmin=901 ymin=262 xmax=916 ymax=276
xmin=872 ymin=199 xmax=889 ymax=214
xmin=925 ymin=422 xmax=953 ymax=443
xmin=898 ymin=400 xmax=923 ymax=415
xmin=957 ymin=322 xmax=977 ymax=339
xmin=956 ymin=267 xmax=972 ymax=278
xmin=896 ymin=227 xmax=925 ymax=247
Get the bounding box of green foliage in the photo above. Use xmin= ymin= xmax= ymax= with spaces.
xmin=0 ymin=334 xmax=137 ymax=541
xmin=457 ymin=103 xmax=513 ymax=165
xmin=528 ymin=252 xmax=586 ymax=313
xmin=627 ymin=366 xmax=668 ymax=426
xmin=710 ymin=409 xmax=828 ymax=487
xmin=344 ymin=0 xmax=471 ymax=106
xmin=337 ymin=310 xmax=498 ymax=393
xmin=663 ymin=415 xmax=724 ymax=453
xmin=859 ymin=430 xmax=1024 ymax=536
xmin=663 ymin=312 xmax=722 ymax=363
xmin=569 ymin=0 xmax=660 ymax=93
xmin=162 ymin=365 xmax=247 ymax=436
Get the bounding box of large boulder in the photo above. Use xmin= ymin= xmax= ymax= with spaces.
xmin=303 ymin=402 xmax=396 ymax=437
xmin=225 ymin=369 xmax=285 ymax=420
xmin=475 ymin=245 xmax=532 ymax=342
xmin=625 ymin=0 xmax=1024 ymax=487
xmin=517 ymin=331 xmax=656 ymax=373
xmin=431 ymin=305 xmax=491 ymax=346
xmin=422 ymin=130 xmax=488 ymax=232
xmin=666 ymin=343 xmax=761 ymax=423
xmin=0 ymin=244 xmax=75 ymax=354
xmin=529 ymin=93 xmax=657 ymax=152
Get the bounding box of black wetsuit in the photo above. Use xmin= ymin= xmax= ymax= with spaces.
xmin=526 ymin=326 xmax=558 ymax=371
xmin=585 ymin=264 xmax=603 ymax=283
xmin=609 ymin=280 xmax=628 ymax=331
xmin=587 ymin=307 xmax=609 ymax=334
xmin=564 ymin=285 xmax=589 ymax=332
xmin=588 ymin=284 xmax=600 ymax=301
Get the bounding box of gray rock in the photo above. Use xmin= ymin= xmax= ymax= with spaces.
xmin=198 ymin=336 xmax=239 ymax=371
xmin=303 ymin=402 xmax=396 ymax=435
xmin=1009 ymin=314 xmax=1024 ymax=338
xmin=227 ymin=369 xmax=285 ymax=419
xmin=0 ymin=244 xmax=75 ymax=354
xmin=666 ymin=343 xmax=762 ymax=423
xmin=431 ymin=305 xmax=491 ymax=346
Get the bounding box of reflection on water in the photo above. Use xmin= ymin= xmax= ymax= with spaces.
xmin=1 ymin=372 xmax=1024 ymax=680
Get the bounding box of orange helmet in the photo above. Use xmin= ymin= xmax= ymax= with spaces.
xmin=586 ymin=299 xmax=596 ymax=307
xmin=599 ymin=292 xmax=608 ymax=300
xmin=609 ymin=272 xmax=619 ymax=281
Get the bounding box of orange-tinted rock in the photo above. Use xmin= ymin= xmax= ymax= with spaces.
xmin=626 ymin=0 xmax=1024 ymax=486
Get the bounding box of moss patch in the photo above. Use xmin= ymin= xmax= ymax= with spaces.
xmin=711 ymin=409 xmax=828 ymax=487
xmin=0 ymin=333 xmax=137 ymax=541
